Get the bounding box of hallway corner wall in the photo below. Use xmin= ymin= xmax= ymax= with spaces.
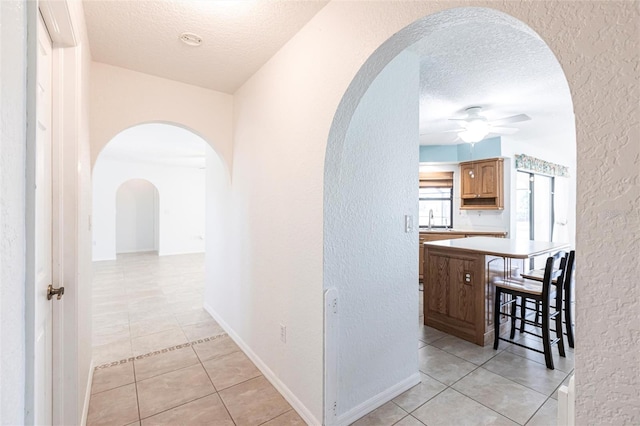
xmin=324 ymin=50 xmax=421 ymax=420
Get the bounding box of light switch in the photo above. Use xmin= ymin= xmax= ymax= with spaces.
xmin=404 ymin=215 xmax=413 ymax=233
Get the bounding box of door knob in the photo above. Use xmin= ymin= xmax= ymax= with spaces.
xmin=47 ymin=284 xmax=64 ymax=300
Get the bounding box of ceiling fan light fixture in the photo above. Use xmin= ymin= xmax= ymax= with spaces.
xmin=459 ymin=119 xmax=489 ymax=143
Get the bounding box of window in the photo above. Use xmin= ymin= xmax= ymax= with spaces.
xmin=418 ymin=172 xmax=453 ymax=228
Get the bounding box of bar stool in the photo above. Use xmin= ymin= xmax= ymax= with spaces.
xmin=493 ymin=254 xmax=567 ymax=369
xmin=521 ymin=250 xmax=576 ymax=348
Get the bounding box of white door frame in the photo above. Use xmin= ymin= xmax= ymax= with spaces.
xmin=25 ymin=1 xmax=79 ymax=424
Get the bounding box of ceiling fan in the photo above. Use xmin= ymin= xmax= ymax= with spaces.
xmin=446 ymin=106 xmax=531 ymax=143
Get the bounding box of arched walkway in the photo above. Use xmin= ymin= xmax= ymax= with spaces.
xmin=92 ymin=122 xmax=224 ymax=260
xmin=323 ymin=7 xmax=575 ymax=424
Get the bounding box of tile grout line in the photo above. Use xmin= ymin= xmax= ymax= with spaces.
xmin=256 ymin=409 xmax=295 ymax=426
xmin=500 ymin=340 xmax=575 ymax=374
xmin=392 ymin=413 xmax=426 ymax=426
xmin=523 ymin=393 xmax=556 ymax=426
xmin=132 ymin=349 xmax=143 ymax=425
xmin=136 ymin=391 xmax=219 ymax=423
xmin=416 ymin=343 xmax=538 ymax=426
xmin=419 ymin=321 xmax=564 ymax=423
xmin=442 ymin=361 xmax=541 ymax=425
xmin=403 ymin=370 xmax=517 ymax=426
xmin=195 ymin=347 xmax=238 ymax=426
xmin=214 ymin=372 xmax=263 ymax=393
xmin=94 ymin=333 xmax=229 ymax=370
xmin=479 ymin=352 xmax=572 ymax=398
xmin=134 ymin=348 xmax=201 ymax=383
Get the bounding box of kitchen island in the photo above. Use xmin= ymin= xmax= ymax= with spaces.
xmin=418 ymin=229 xmax=507 ymax=281
xmin=423 ymin=237 xmax=569 ymax=346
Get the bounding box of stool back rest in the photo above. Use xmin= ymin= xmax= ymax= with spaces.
xmin=563 ymin=250 xmax=576 ymax=295
xmin=549 ymin=250 xmax=566 ymax=265
xmin=542 ymin=254 xmax=568 ymax=301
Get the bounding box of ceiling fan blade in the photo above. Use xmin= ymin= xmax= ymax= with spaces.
xmin=490 ymin=114 xmax=531 ymax=126
xmin=420 ymin=128 xmax=465 ymax=135
xmin=489 ymin=126 xmax=519 ymax=135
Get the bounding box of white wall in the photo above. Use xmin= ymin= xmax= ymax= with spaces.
xmin=93 ymin=158 xmax=206 ymax=260
xmin=0 ymin=2 xmax=27 ymax=423
xmin=229 ymin=1 xmax=638 ymax=423
xmin=115 ymin=179 xmax=159 ymax=254
xmin=324 ymin=51 xmax=420 ymax=422
xmin=90 ymin=62 xmax=233 ymax=169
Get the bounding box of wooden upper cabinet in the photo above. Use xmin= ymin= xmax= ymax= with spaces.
xmin=477 ymin=161 xmax=499 ymax=198
xmin=460 ymin=163 xmax=477 ymax=199
xmin=459 ymin=158 xmax=504 ymax=210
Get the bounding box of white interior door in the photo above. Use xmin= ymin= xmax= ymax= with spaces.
xmin=34 ymin=14 xmax=54 ymax=425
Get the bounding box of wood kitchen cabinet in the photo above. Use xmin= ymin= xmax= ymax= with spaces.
xmin=459 ymin=158 xmax=504 ymax=210
xmin=424 ymin=248 xmax=484 ymax=344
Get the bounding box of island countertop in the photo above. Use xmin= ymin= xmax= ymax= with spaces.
xmin=424 ymin=236 xmax=569 ymax=259
xmin=419 ymin=229 xmax=508 ymax=237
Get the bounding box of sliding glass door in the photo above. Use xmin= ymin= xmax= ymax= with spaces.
xmin=516 ymin=171 xmax=556 ymax=268
xmin=516 ymin=171 xmax=555 ymax=241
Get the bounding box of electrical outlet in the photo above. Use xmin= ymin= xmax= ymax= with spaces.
xmin=280 ymin=324 xmax=286 ymax=343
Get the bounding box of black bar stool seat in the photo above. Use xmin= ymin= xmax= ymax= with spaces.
xmin=493 ymin=254 xmax=568 ymax=369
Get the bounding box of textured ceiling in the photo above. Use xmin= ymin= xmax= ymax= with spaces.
xmin=409 ymin=21 xmax=574 ymax=146
xmin=83 ymin=0 xmax=328 ymax=93
xmin=85 ymin=2 xmax=573 ymax=149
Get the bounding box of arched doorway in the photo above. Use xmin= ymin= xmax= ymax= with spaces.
xmin=90 ymin=122 xmax=230 ymax=367
xmin=115 ymin=179 xmax=159 ymax=255
xmin=323 ymin=7 xmax=575 ymax=424
xmin=92 ymin=123 xmax=215 ymax=260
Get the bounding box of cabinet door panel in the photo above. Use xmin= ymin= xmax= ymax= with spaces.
xmin=426 ymin=255 xmax=449 ymax=315
xmin=477 ymin=161 xmax=498 ymax=198
xmin=460 ymin=163 xmax=477 ymax=198
xmin=448 ymin=258 xmax=476 ymax=323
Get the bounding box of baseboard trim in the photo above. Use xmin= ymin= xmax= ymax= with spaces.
xmin=336 ymin=372 xmax=421 ymax=426
xmin=204 ymin=303 xmax=321 ymax=426
xmin=81 ymin=358 xmax=95 ymax=426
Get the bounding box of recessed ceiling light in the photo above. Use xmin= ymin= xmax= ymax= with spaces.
xmin=179 ymin=32 xmax=203 ymax=47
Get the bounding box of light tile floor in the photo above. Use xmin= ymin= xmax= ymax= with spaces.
xmin=88 ymin=252 xmax=304 ymax=426
xmin=352 ymin=294 xmax=573 ymax=426
xmin=90 ymin=253 xmax=573 ymax=426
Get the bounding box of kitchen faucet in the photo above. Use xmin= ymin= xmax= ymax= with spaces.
xmin=428 ymin=209 xmax=434 ymax=230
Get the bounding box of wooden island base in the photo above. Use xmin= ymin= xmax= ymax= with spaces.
xmin=423 ymin=237 xmax=570 ymax=346
xmin=423 ymin=248 xmax=500 ymax=346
